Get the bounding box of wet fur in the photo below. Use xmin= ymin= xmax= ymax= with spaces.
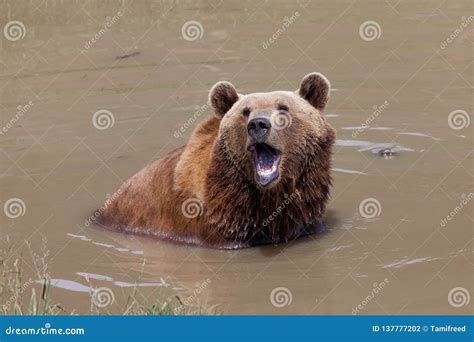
xmin=204 ymin=127 xmax=335 ymax=247
xmin=95 ymin=73 xmax=335 ymax=249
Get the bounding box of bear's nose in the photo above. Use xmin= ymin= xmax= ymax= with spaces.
xmin=247 ymin=117 xmax=271 ymax=142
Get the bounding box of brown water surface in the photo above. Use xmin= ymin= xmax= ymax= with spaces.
xmin=1 ymin=0 xmax=473 ymax=314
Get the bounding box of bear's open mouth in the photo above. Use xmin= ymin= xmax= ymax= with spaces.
xmin=248 ymin=143 xmax=281 ymax=187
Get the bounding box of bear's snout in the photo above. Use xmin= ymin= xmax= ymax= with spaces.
xmin=247 ymin=117 xmax=271 ymax=142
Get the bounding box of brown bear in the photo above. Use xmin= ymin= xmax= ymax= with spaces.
xmin=95 ymin=72 xmax=336 ymax=249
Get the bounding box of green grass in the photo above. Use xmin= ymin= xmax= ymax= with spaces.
xmin=1 ymin=236 xmax=216 ymax=316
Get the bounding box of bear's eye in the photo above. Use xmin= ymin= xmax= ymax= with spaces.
xmin=242 ymin=107 xmax=251 ymax=117
xmin=278 ymin=104 xmax=289 ymax=112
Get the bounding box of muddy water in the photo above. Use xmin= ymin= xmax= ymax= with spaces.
xmin=1 ymin=1 xmax=472 ymax=315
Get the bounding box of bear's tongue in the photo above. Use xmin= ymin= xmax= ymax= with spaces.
xmin=252 ymin=143 xmax=281 ymax=187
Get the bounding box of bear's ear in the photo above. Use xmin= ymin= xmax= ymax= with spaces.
xmin=298 ymin=72 xmax=330 ymax=111
xmin=209 ymin=81 xmax=239 ymax=118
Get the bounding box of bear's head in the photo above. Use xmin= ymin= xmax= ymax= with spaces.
xmin=208 ymin=73 xmax=334 ymax=190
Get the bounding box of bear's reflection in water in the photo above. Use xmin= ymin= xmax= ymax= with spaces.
xmin=100 ymin=220 xmax=335 ymax=314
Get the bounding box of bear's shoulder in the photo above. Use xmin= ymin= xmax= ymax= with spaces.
xmin=174 ymin=116 xmax=220 ymax=201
